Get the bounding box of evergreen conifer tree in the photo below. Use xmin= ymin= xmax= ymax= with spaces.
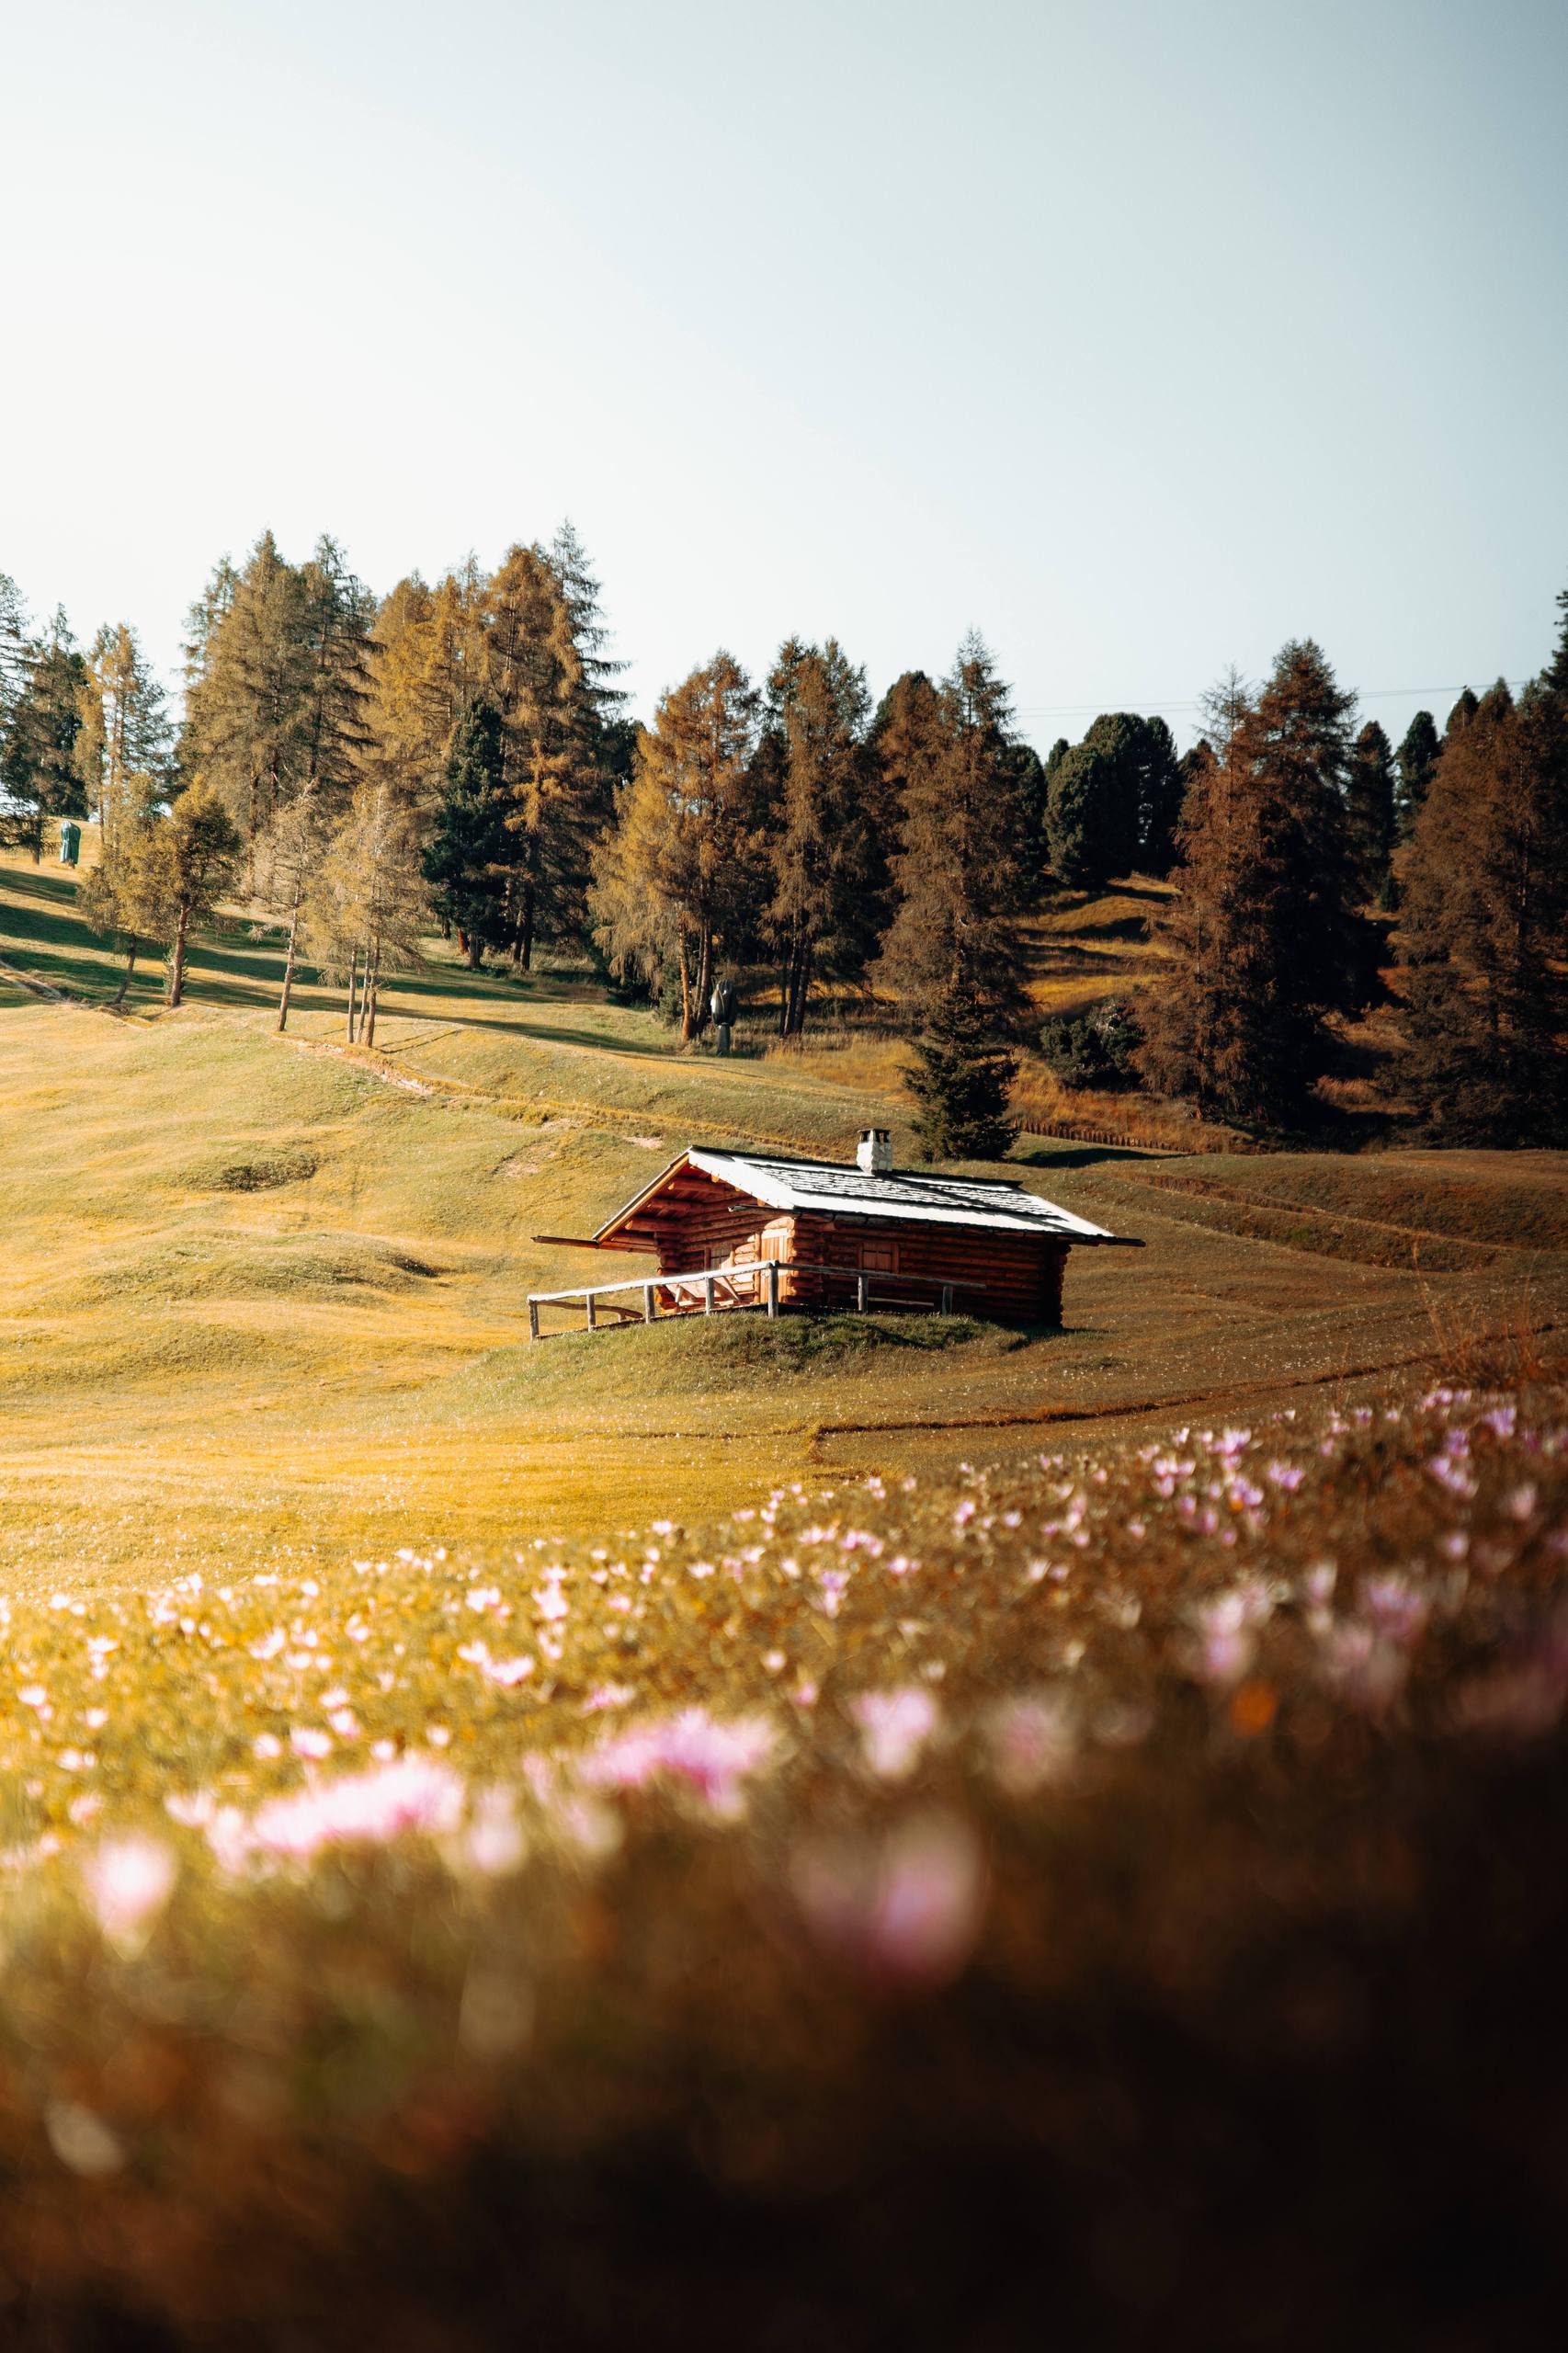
xmin=1344 ymin=718 xmax=1396 ymax=900
xmin=0 ymin=608 xmax=87 ymax=858
xmin=1393 ymin=710 xmax=1440 ymax=839
xmin=905 ymin=978 xmax=1019 ymax=1161
xmin=423 ymin=699 xmax=512 ymax=966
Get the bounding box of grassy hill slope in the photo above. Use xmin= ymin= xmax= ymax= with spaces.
xmin=4 ymin=845 xmax=1566 ymax=1586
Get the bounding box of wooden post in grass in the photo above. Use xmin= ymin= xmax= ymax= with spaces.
xmin=766 ymin=1263 xmax=778 ymax=1320
xmin=643 ymin=1283 xmax=656 ymax=1324
xmin=856 ymin=1274 xmax=869 ymax=1313
xmin=586 ymin=1292 xmax=597 ymax=1332
xmin=940 ymin=1285 xmax=953 ymax=1314
xmin=528 ymin=1298 xmax=540 ymax=1342
xmin=703 ymin=1275 xmax=715 ymax=1316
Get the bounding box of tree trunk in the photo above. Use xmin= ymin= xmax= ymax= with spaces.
xmin=112 ymin=936 xmax=139 ymax=1008
xmin=277 ymin=884 xmax=302 ymax=1032
xmin=347 ymin=948 xmax=360 ymax=1041
xmin=167 ymin=905 xmax=190 ymax=1007
xmin=678 ymin=933 xmax=695 ymax=1043
xmin=519 ymin=883 xmax=535 ymax=974
xmin=364 ymin=946 xmax=381 ymax=1046
xmin=466 ymin=931 xmax=483 ymax=971
xmin=694 ymin=927 xmax=713 ymax=1039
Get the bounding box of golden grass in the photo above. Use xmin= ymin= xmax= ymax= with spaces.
xmin=3 ymin=846 xmax=1566 ymax=1590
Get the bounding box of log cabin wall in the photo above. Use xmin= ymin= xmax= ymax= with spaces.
xmin=623 ymin=1171 xmax=1070 ymax=1324
xmin=788 ymin=1211 xmax=1066 ymax=1324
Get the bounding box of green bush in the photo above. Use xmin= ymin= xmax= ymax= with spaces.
xmin=1038 ymin=998 xmax=1142 ymax=1091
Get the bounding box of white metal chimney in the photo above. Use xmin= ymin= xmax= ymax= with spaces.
xmin=857 ymin=1127 xmax=892 ymax=1175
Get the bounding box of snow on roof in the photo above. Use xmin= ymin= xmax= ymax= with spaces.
xmin=596 ymin=1147 xmax=1126 ymax=1244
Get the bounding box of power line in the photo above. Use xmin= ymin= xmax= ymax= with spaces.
xmin=1014 ymin=678 xmax=1529 ymax=720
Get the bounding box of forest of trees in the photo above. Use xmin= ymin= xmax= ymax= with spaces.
xmin=2 ymin=536 xmax=1563 ymax=1149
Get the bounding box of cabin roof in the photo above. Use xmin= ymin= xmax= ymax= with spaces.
xmin=589 ymin=1148 xmax=1130 ymax=1247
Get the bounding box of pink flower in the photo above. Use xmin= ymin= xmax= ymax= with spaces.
xmin=84 ymin=1835 xmax=176 ymax=1954
xmin=985 ymin=1693 xmax=1076 ymax=1794
xmin=240 ymin=1756 xmax=466 ymax=1864
xmin=580 ymin=1708 xmax=780 ymax=1820
xmin=850 ymin=1688 xmax=939 ymax=1781
xmin=290 ymin=1727 xmax=332 ymax=1761
xmin=791 ymin=1813 xmax=986 ymax=1986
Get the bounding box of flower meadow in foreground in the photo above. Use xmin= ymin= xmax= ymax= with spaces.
xmin=0 ymin=1377 xmax=1559 ymax=1923
xmin=0 ymin=1375 xmax=1563 ymax=2340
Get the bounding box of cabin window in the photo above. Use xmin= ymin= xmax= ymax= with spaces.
xmin=858 ymin=1239 xmax=898 ymax=1274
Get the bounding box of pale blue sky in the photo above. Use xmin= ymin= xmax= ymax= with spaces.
xmin=2 ymin=0 xmax=1563 ymax=748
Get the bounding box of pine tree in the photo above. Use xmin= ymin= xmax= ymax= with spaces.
xmin=1394 ymin=710 xmax=1439 ymax=840
xmin=0 ymin=573 xmax=28 ymax=748
xmin=877 ymin=635 xmax=1029 ymax=1018
xmin=546 ymin=520 xmax=629 ymax=730
xmin=905 ymin=978 xmax=1019 ymax=1161
xmin=1445 ymin=687 xmax=1479 ymax=739
xmin=761 ymin=636 xmax=880 ymax=1036
xmin=1397 ymin=678 xmax=1568 ymax=1142
xmin=0 ymin=608 xmax=87 ymax=858
xmin=422 ymin=699 xmax=513 ymax=966
xmin=1138 ymin=639 xmax=1359 ymax=1130
xmin=589 ymin=654 xmax=764 ymax=1041
xmin=1344 ymin=719 xmax=1396 ymax=900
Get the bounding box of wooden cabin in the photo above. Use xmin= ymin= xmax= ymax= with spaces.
xmin=528 ymin=1129 xmax=1141 ymax=1337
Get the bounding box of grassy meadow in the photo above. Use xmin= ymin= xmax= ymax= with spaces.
xmin=4 ymin=842 xmax=1568 ymax=2344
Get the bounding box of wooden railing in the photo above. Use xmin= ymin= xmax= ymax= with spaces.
xmin=526 ymin=1262 xmax=985 ymax=1340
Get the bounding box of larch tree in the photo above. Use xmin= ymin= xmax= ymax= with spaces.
xmin=1344 ymin=718 xmax=1396 ymax=901
xmin=179 ymin=533 xmax=311 ymax=871
xmin=486 ymin=543 xmax=606 ymax=970
xmin=589 ymin=653 xmax=764 ymax=1041
xmin=1137 ymin=640 xmax=1360 ymax=1131
xmin=75 ymin=622 xmax=169 ymax=858
xmin=308 ymin=781 xmax=427 ymax=1047
xmin=131 ymin=781 xmax=244 ymax=1008
xmin=363 ymin=563 xmax=487 ymax=821
xmin=1397 ymin=676 xmax=1568 ymax=1142
xmin=1393 ymin=710 xmax=1439 ymax=840
xmin=878 ymin=634 xmax=1031 ymax=1020
xmin=761 ymin=636 xmax=881 ymax=1036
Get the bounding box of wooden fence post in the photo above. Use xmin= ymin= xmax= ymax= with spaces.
xmin=528 ymin=1298 xmax=540 ymax=1342
xmin=586 ymin=1293 xmax=597 ymax=1332
xmin=940 ymin=1284 xmax=953 ymax=1314
xmin=766 ymin=1263 xmax=778 ymax=1320
xmin=643 ymin=1284 xmax=656 ymax=1324
xmin=703 ymin=1275 xmax=715 ymax=1316
xmin=856 ymin=1274 xmax=869 ymax=1313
